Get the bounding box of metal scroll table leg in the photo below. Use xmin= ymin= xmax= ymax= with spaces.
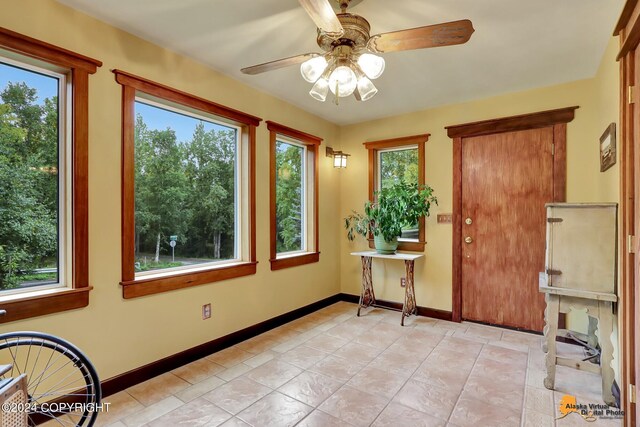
xmin=357 ymin=256 xmax=375 ymax=317
xmin=401 ymin=260 xmax=417 ymax=326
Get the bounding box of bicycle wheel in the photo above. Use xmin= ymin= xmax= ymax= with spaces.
xmin=0 ymin=331 xmax=101 ymax=426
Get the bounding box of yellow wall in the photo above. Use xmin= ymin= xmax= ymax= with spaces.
xmin=0 ymin=0 xmax=341 ymax=381
xmin=338 ymin=39 xmax=621 ymax=313
xmin=0 ymin=0 xmax=622 ymax=385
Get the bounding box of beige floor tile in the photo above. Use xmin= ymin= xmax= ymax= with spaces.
xmin=203 ymin=377 xmax=272 ymax=415
xmin=206 ymin=346 xmax=254 ymax=368
xmin=372 ymin=402 xmax=447 ymax=427
xmin=347 ymin=365 xmax=409 ymax=399
xmin=426 ymin=347 xmax=477 ymax=371
xmin=525 ymin=385 xmax=555 ymax=414
xmin=449 ymin=395 xmax=521 ymax=427
xmin=479 ymin=343 xmax=529 ymax=366
xmin=271 ymin=337 xmax=309 ymax=353
xmin=325 ymin=323 xmax=365 ymax=341
xmin=436 ymin=336 xmax=484 ymax=356
xmin=352 ymin=331 xmax=399 ymax=350
xmin=174 ymin=375 xmax=226 ymax=403
xmin=219 ymin=417 xmax=251 ymax=427
xmin=235 ymin=335 xmax=279 ymax=354
xmin=243 ymin=350 xmax=277 ymax=368
xmin=472 ymin=355 xmax=526 ymax=384
xmin=244 ymin=359 xmax=303 ymax=388
xmin=304 ymin=333 xmax=349 ymax=352
xmin=121 ymin=396 xmax=183 ymax=426
xmin=104 ymin=422 xmax=126 ymax=427
xmin=279 ymin=345 xmax=330 ymax=369
xmin=126 ymin=372 xmax=190 ymax=406
xmin=297 ymin=410 xmax=353 ymax=427
xmin=368 ymin=348 xmax=425 ymax=376
xmin=236 ymin=391 xmax=312 ymax=427
xmin=392 ymin=379 xmax=459 ymax=421
xmin=522 ymin=409 xmax=555 ymax=427
xmin=217 ymin=362 xmax=253 ymax=381
xmin=412 ymin=359 xmax=470 ymax=392
xmin=147 ymin=397 xmax=231 ymax=426
xmin=95 ymin=391 xmax=144 ymax=426
xmin=318 ymin=385 xmax=388 ymax=427
xmin=461 ymin=372 xmax=525 ymax=410
xmin=333 ymin=342 xmax=382 ymax=363
xmin=107 ymin=307 xmax=614 ymax=427
xmin=486 ymin=339 xmax=530 ymax=353
xmin=171 ymin=357 xmax=225 ymax=384
xmin=526 ymin=369 xmax=546 ymax=387
xmin=278 ymin=370 xmax=343 ymax=407
xmin=308 ymin=354 xmax=366 ymax=381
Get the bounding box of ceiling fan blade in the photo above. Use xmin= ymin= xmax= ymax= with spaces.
xmin=298 ymin=0 xmax=344 ymax=36
xmin=368 ymin=19 xmax=474 ymax=53
xmin=241 ymin=53 xmax=320 ymax=75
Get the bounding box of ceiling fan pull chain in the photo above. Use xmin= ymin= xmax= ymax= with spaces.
xmin=334 ymin=80 xmax=340 ymax=105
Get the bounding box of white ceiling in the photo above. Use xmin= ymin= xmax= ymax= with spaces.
xmin=56 ymin=0 xmax=624 ymax=125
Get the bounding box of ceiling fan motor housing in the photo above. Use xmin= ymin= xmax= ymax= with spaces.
xmin=317 ymin=13 xmax=371 ymax=52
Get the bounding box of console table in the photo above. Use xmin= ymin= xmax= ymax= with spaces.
xmin=351 ymin=251 xmax=424 ymax=326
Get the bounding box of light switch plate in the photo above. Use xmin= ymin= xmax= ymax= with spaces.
xmin=437 ymin=214 xmax=453 ymax=224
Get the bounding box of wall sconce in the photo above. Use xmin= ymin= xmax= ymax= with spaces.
xmin=326 ymin=146 xmax=350 ymax=169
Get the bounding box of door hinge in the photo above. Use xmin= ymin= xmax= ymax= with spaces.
xmin=629 ymin=384 xmax=636 ymax=403
xmin=551 ymin=143 xmax=555 ymax=156
xmin=629 ymin=235 xmax=636 ymax=254
xmin=629 ymin=86 xmax=636 ymax=104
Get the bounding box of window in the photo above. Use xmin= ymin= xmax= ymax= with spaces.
xmin=267 ymin=121 xmax=320 ymax=270
xmin=115 ymin=70 xmax=261 ymax=298
xmin=0 ymin=27 xmax=100 ymax=322
xmin=378 ymin=146 xmax=420 ymax=240
xmin=364 ymin=134 xmax=428 ymax=252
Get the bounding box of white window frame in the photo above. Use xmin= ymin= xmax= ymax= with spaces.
xmin=274 ymin=136 xmax=310 ymax=258
xmin=377 ymin=144 xmax=419 ymax=243
xmin=0 ymin=53 xmax=70 ymax=296
xmin=133 ymin=96 xmax=247 ymax=279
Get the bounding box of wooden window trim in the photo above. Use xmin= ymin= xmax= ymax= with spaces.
xmin=447 ymin=106 xmax=577 ymax=323
xmin=114 ymin=70 xmax=261 ymax=298
xmin=363 ymin=134 xmax=429 ymax=252
xmin=0 ymin=27 xmax=101 ymax=323
xmin=267 ymin=121 xmax=321 ymax=270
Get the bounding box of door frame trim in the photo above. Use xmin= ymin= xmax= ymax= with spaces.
xmin=446 ymin=106 xmax=578 ymax=323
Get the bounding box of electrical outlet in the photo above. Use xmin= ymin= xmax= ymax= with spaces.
xmin=400 ymin=278 xmax=406 ymax=288
xmin=202 ymin=303 xmax=211 ymax=320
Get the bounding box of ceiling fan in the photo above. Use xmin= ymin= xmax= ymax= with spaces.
xmin=240 ymin=0 xmax=474 ymax=103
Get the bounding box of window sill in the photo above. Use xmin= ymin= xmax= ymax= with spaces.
xmin=270 ymin=252 xmax=320 ymax=271
xmin=368 ymin=240 xmax=426 ymax=252
xmin=0 ymin=286 xmax=93 ymax=323
xmin=120 ymin=261 xmax=258 ymax=299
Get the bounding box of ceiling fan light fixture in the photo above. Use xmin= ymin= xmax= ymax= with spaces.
xmin=300 ymin=56 xmax=328 ymax=83
xmin=356 ymin=76 xmax=378 ymax=101
xmin=328 ymin=65 xmax=357 ymax=97
xmin=309 ymin=77 xmax=330 ymax=101
xmin=357 ymin=53 xmax=385 ymax=80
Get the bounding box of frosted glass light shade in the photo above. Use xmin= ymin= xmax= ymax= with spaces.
xmin=357 ymin=53 xmax=385 ymax=79
xmin=333 ymin=152 xmax=348 ymax=168
xmin=357 ymin=76 xmax=378 ymax=101
xmin=300 ymin=56 xmax=328 ymax=83
xmin=328 ymin=66 xmax=357 ymax=97
xmin=309 ymin=78 xmax=329 ymax=102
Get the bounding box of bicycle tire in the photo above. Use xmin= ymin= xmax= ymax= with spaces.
xmin=0 ymin=331 xmax=101 ymax=426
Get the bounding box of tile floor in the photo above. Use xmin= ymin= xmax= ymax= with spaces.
xmin=92 ymin=302 xmax=622 ymax=427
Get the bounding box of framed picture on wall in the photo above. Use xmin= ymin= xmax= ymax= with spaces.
xmin=600 ymin=123 xmax=616 ymax=172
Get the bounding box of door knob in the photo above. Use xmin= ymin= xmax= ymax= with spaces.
xmin=464 ymin=236 xmax=473 ymax=244
xmin=465 ymin=217 xmax=472 ymax=225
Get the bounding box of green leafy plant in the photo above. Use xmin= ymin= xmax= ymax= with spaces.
xmin=345 ymin=182 xmax=437 ymax=243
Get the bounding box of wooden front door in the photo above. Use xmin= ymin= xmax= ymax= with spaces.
xmin=460 ymin=128 xmax=554 ymax=331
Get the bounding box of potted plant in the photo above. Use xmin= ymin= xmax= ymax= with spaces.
xmin=344 ymin=182 xmax=437 ymax=254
